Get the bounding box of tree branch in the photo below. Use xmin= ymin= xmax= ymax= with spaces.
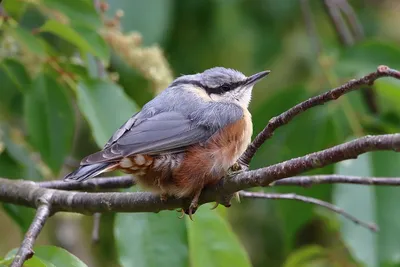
xmin=1 ymin=134 xmax=399 ymax=214
xmin=322 ymin=0 xmax=378 ymax=114
xmin=273 ymin=175 xmax=400 ymax=187
xmin=231 ymin=134 xmax=400 ymax=192
xmin=239 ymin=65 xmax=400 ymax=166
xmin=38 ymin=174 xmax=400 ymax=193
xmin=300 ymin=0 xmax=321 ymax=54
xmin=239 ymin=191 xmax=378 ymax=231
xmin=10 ymin=194 xmax=52 ymax=267
xmin=323 ymin=0 xmax=354 ymax=46
xmin=38 ymin=176 xmax=134 ymax=191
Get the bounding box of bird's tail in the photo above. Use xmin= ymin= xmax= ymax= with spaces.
xmin=63 ymin=162 xmax=117 ymax=182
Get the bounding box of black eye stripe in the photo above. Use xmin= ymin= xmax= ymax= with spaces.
xmin=170 ymin=79 xmax=246 ymax=95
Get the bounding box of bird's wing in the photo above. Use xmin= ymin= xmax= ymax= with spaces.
xmin=81 ymin=106 xmax=243 ymax=165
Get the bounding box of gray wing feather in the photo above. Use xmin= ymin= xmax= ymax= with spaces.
xmin=82 ymin=103 xmax=244 ymax=165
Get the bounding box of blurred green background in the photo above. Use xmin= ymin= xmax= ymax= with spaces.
xmin=1 ymin=0 xmax=400 ymax=266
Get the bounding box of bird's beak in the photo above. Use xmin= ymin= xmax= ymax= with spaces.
xmin=244 ymin=70 xmax=270 ymax=86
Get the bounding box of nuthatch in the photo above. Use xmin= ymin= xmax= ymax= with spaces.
xmin=64 ymin=67 xmax=270 ymax=217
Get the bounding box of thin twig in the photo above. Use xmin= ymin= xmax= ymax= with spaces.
xmin=323 ymin=0 xmax=378 ymax=114
xmin=336 ymin=0 xmax=364 ymax=40
xmin=92 ymin=213 xmax=102 ymax=243
xmin=11 ymin=194 xmax=52 ymax=267
xmin=300 ymin=0 xmax=321 ymax=54
xmin=239 ymin=191 xmax=378 ymax=232
xmin=93 ymin=0 xmax=106 ymax=78
xmin=38 ymin=176 xmax=134 ymax=190
xmin=323 ymin=0 xmax=354 ymax=46
xmin=239 ymin=65 xmax=400 ymax=166
xmin=272 ymin=175 xmax=400 ymax=187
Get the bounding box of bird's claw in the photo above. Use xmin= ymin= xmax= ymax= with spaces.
xmin=231 ymin=162 xmax=242 ymax=172
xmin=160 ymin=193 xmax=168 ymax=202
xmin=234 ymin=192 xmax=241 ymax=203
xmin=227 ymin=163 xmax=244 ymax=177
xmin=177 ymin=208 xmax=185 ymax=219
xmin=210 ymin=202 xmax=219 ymax=210
xmin=185 ymin=201 xmax=198 ymax=221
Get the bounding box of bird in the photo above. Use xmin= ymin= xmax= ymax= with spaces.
xmin=64 ymin=67 xmax=270 ymax=217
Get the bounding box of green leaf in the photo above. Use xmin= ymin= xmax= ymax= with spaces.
xmin=0 ymin=63 xmax=23 ymax=118
xmin=337 ymin=41 xmax=400 ymax=76
xmin=334 ymin=149 xmax=400 ymax=267
xmin=0 ymin=255 xmax=50 ymax=267
xmin=74 ymin=25 xmax=110 ymax=62
xmin=1 ymin=204 xmax=36 ymax=233
xmin=1 ymin=125 xmax=42 ymax=180
xmin=106 ymin=0 xmax=173 ymax=45
xmin=283 ymin=245 xmax=328 ymax=267
xmin=373 ymin=152 xmax=400 ymax=266
xmin=40 ymin=20 xmax=108 ymax=60
xmin=8 ymin=27 xmax=46 ymax=57
xmin=76 ymin=79 xmax=138 ymax=147
xmin=251 ymin=85 xmax=338 ymax=249
xmin=115 ymin=211 xmax=188 ymax=267
xmin=3 ymin=0 xmax=28 ymax=19
xmin=24 ymin=73 xmax=75 ymax=174
xmin=0 ymin=131 xmax=37 ymax=232
xmin=41 ymin=0 xmax=101 ymax=29
xmin=374 ymin=80 xmax=400 ymax=113
xmin=0 ymin=150 xmax=24 ymax=179
xmin=0 ymin=59 xmax=31 ymax=93
xmin=186 ymin=204 xmax=252 ymax=267
xmin=34 ymin=246 xmax=87 ymax=267
xmin=333 ymin=153 xmax=378 ymax=267
xmin=4 ymin=246 xmax=84 ymax=267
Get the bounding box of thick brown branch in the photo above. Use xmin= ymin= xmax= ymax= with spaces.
xmin=240 ymin=191 xmax=378 ymax=231
xmin=239 ymin=65 xmax=400 ymax=166
xmin=231 ymin=134 xmax=400 ymax=192
xmin=38 ymin=176 xmax=134 ymax=190
xmin=272 ymin=175 xmax=400 ymax=187
xmin=10 ymin=195 xmax=52 ymax=267
xmin=1 ymin=134 xmax=399 ymax=214
xmin=40 ymin=174 xmax=400 ymax=194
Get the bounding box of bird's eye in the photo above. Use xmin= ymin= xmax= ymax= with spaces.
xmin=220 ymin=84 xmax=231 ymax=92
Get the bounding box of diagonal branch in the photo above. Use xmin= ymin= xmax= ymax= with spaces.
xmin=10 ymin=194 xmax=52 ymax=267
xmin=239 ymin=191 xmax=378 ymax=232
xmin=230 ymin=134 xmax=400 ymax=192
xmin=323 ymin=0 xmax=354 ymax=46
xmin=322 ymin=0 xmax=378 ymax=114
xmin=239 ymin=65 xmax=400 ymax=166
xmin=272 ymin=175 xmax=400 ymax=187
xmin=300 ymin=0 xmax=321 ymax=54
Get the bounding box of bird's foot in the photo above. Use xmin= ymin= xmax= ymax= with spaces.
xmin=234 ymin=192 xmax=241 ymax=203
xmin=160 ymin=193 xmax=168 ymax=202
xmin=210 ymin=202 xmax=219 ymax=210
xmin=231 ymin=162 xmax=242 ymax=172
xmin=184 ymin=198 xmax=199 ymax=221
xmin=227 ymin=162 xmax=244 ymax=177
